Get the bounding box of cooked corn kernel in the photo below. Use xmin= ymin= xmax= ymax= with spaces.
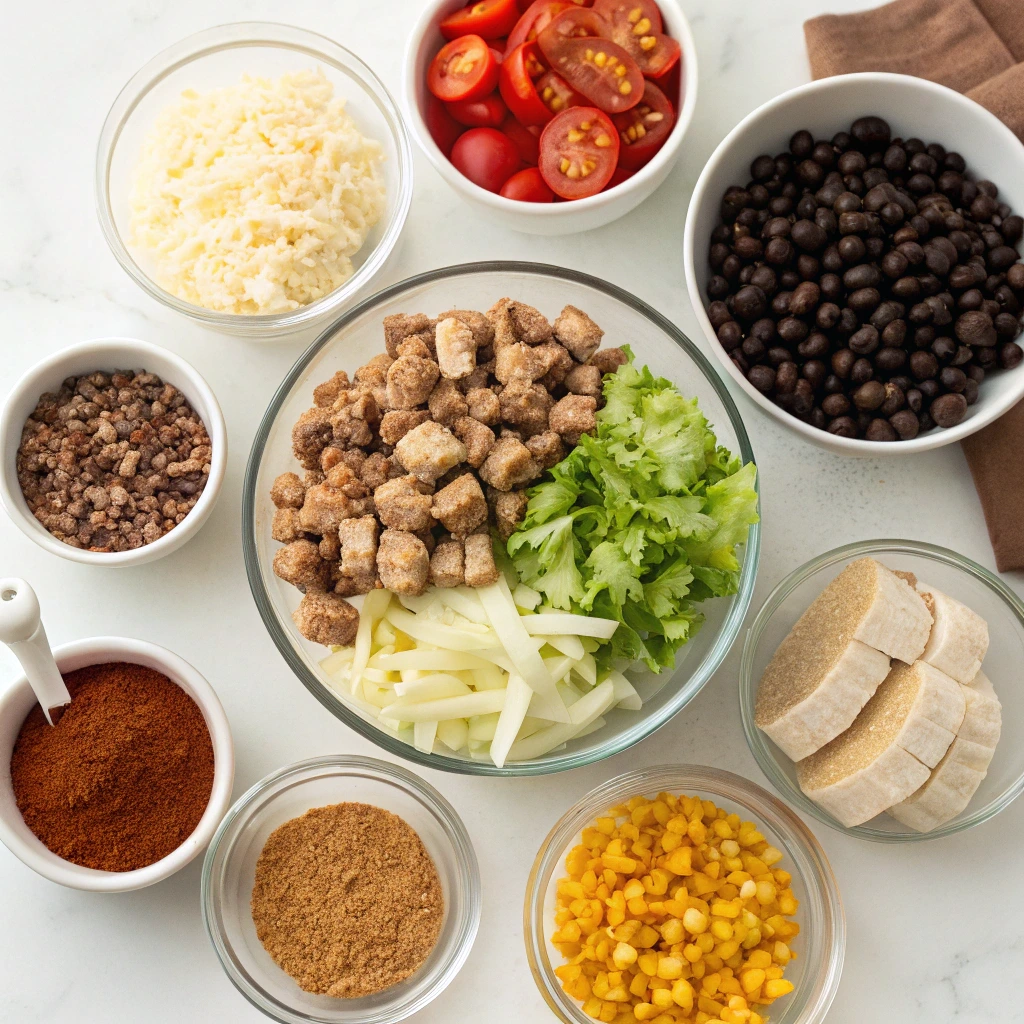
xmin=552 ymin=793 xmax=800 ymax=1024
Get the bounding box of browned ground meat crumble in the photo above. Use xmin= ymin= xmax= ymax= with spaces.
xmin=271 ymin=299 xmax=625 ymax=646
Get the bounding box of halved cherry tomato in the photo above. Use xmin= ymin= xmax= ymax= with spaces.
xmin=604 ymin=166 xmax=634 ymax=189
xmin=592 ymin=0 xmax=680 ymax=78
xmin=500 ymin=166 xmax=555 ymax=201
xmin=426 ymin=95 xmax=465 ymax=157
xmin=538 ymin=106 xmax=619 ymax=198
xmin=540 ymin=36 xmax=643 ymax=113
xmin=506 ymin=0 xmax=573 ymax=52
xmin=446 ymin=92 xmax=509 ymax=127
xmin=451 ymin=127 xmax=521 ymax=191
xmin=441 ymin=0 xmax=520 ymax=40
xmin=489 ymin=44 xmax=506 ymax=62
xmin=536 ymin=6 xmax=609 ymax=51
xmin=611 ymin=78 xmax=674 ymax=169
xmin=535 ymin=70 xmax=584 ymax=115
xmin=500 ymin=115 xmax=541 ymax=163
xmin=498 ymin=42 xmax=553 ymax=125
xmin=428 ymin=35 xmax=501 ymax=102
xmin=651 ymin=59 xmax=681 ymax=106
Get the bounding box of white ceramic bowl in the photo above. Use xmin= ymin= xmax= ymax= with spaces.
xmin=97 ymin=23 xmax=413 ymax=338
xmin=403 ymin=0 xmax=697 ymax=235
xmin=0 ymin=338 xmax=227 ymax=566
xmin=0 ymin=636 xmax=234 ymax=891
xmin=683 ymin=72 xmax=1024 ymax=456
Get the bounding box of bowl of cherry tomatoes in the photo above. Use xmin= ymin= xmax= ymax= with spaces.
xmin=404 ymin=0 xmax=697 ymax=234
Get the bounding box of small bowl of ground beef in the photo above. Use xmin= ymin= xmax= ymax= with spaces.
xmin=0 ymin=337 xmax=227 ymax=566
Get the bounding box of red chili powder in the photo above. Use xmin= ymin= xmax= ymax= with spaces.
xmin=9 ymin=662 xmax=215 ymax=872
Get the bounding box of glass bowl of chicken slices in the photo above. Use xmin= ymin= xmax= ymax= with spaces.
xmin=243 ymin=261 xmax=760 ymax=775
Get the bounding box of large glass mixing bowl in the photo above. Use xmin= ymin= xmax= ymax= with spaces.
xmin=243 ymin=262 xmax=760 ymax=775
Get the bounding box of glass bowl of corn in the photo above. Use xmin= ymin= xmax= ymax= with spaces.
xmin=524 ymin=765 xmax=844 ymax=1024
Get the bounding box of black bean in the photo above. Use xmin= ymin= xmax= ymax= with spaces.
xmin=767 ymin=346 xmax=790 ymax=366
xmin=765 ymin=237 xmax=793 ymax=265
xmin=880 ymin=382 xmax=906 ymax=416
xmin=749 ymin=266 xmax=777 ymax=297
xmin=906 ymin=388 xmax=923 ymax=412
xmin=816 ymin=302 xmax=841 ymax=329
xmin=750 ymin=318 xmax=778 ymax=344
xmin=964 ymin=378 xmax=980 ymax=405
xmin=791 ymin=219 xmax=828 ymax=251
xmin=890 ymin=410 xmax=920 ymax=439
xmin=838 ymin=236 xmax=867 ymax=263
xmin=955 ymin=310 xmax=997 ymax=347
xmin=834 ymin=190 xmax=862 ymax=213
xmin=849 ymin=287 xmax=881 ymax=313
xmin=823 ymin=374 xmax=844 ymax=394
xmin=751 ymin=155 xmax=775 ymax=181
xmin=822 ymin=393 xmax=851 ymax=417
xmin=828 ymin=415 xmax=858 ymax=437
xmin=798 ymin=331 xmax=830 ymax=359
xmin=747 ymin=365 xmax=776 ymax=392
xmin=939 ymin=366 xmax=967 ymax=392
xmin=778 ymin=317 xmax=809 ymax=343
xmin=1000 ymin=342 xmax=1024 ymax=370
xmin=851 ymin=357 xmax=874 ymax=384
xmin=849 ymin=325 xmax=880 ymax=355
xmin=1002 ymin=215 xmax=1024 ymax=243
xmin=866 ymin=418 xmax=898 ymax=441
xmin=853 ymin=380 xmax=886 ymax=410
xmin=741 ymin=336 xmax=765 ymax=361
xmin=844 ymin=264 xmax=881 ymax=290
xmin=775 ymin=361 xmax=798 ymax=393
xmin=733 ymin=285 xmax=768 ymax=320
xmin=717 ymin=321 xmax=743 ymax=351
xmin=832 ymin=348 xmax=856 ymax=378
xmin=931 ymin=336 xmax=957 ymax=362
xmin=790 ymin=130 xmax=814 ymax=157
xmin=883 ymin=145 xmax=907 ymax=172
xmin=820 ymin=274 xmax=844 ymax=302
xmin=875 ymin=347 xmax=907 ymax=372
xmin=708 ymin=302 xmax=732 ymax=330
xmin=792 ymin=379 xmax=815 ymax=414
xmin=930 ymin=392 xmax=968 ymax=427
xmin=851 ymin=116 xmax=891 ymax=149
xmin=910 ymin=350 xmax=939 ymax=380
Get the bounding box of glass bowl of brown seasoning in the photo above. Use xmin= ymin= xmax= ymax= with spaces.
xmin=201 ymin=755 xmax=481 ymax=1024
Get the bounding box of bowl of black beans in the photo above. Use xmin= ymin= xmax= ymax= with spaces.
xmin=683 ymin=72 xmax=1024 ymax=453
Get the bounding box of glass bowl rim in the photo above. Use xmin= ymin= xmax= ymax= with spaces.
xmin=523 ymin=763 xmax=846 ymax=1024
xmin=241 ymin=259 xmax=762 ymax=776
xmin=200 ymin=753 xmax=482 ymax=1024
xmin=739 ymin=538 xmax=1024 ymax=843
xmin=95 ymin=21 xmax=414 ymax=332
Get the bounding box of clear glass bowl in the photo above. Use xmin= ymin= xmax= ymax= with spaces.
xmin=96 ymin=23 xmax=413 ymax=338
xmin=242 ymin=261 xmax=761 ymax=775
xmin=740 ymin=540 xmax=1024 ymax=842
xmin=524 ymin=765 xmax=845 ymax=1024
xmin=201 ymin=755 xmax=480 ymax=1024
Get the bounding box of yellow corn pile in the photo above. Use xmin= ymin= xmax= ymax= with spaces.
xmin=552 ymin=792 xmax=800 ymax=1024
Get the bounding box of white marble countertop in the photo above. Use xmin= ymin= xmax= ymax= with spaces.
xmin=1 ymin=0 xmax=1021 ymax=1021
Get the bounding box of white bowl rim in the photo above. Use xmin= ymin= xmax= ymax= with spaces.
xmin=401 ymin=0 xmax=698 ymax=217
xmin=0 ymin=337 xmax=228 ymax=566
xmin=682 ymin=71 xmax=1024 ymax=455
xmin=0 ymin=636 xmax=234 ymax=891
xmin=95 ymin=21 xmax=414 ymax=331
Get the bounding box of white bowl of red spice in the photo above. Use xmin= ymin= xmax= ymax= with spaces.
xmin=0 ymin=635 xmax=234 ymax=892
xmin=202 ymin=755 xmax=480 ymax=1024
xmin=0 ymin=337 xmax=227 ymax=565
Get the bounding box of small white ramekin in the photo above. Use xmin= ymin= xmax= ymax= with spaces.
xmin=0 ymin=636 xmax=234 ymax=891
xmin=0 ymin=338 xmax=227 ymax=566
xmin=403 ymin=0 xmax=698 ymax=235
xmin=683 ymin=72 xmax=1024 ymax=456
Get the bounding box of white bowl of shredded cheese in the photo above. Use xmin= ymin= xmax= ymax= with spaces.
xmin=97 ymin=23 xmax=413 ymax=338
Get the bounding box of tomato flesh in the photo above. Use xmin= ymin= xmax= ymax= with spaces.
xmin=500 ymin=115 xmax=541 ymax=164
xmin=506 ymin=1 xmax=573 ymax=52
xmin=451 ymin=127 xmax=521 ymax=192
xmin=540 ymin=36 xmax=643 ymax=113
xmin=500 ymin=167 xmax=555 ymax=201
xmin=537 ymin=7 xmax=609 ymax=50
xmin=534 ymin=70 xmax=585 ymax=116
xmin=446 ymin=92 xmax=509 ymax=127
xmin=593 ymin=0 xmax=680 ymax=77
xmin=426 ymin=95 xmax=465 ymax=157
xmin=612 ymin=78 xmax=674 ymax=169
xmin=441 ymin=0 xmax=521 ymax=40
xmin=428 ymin=35 xmax=501 ymax=102
xmin=538 ymin=106 xmax=619 ymax=198
xmin=499 ymin=42 xmax=553 ymax=125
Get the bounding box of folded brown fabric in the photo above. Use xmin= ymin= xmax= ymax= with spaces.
xmin=805 ymin=0 xmax=1024 ymax=571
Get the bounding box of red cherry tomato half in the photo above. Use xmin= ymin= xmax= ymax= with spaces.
xmin=611 ymin=78 xmax=675 ymax=169
xmin=540 ymin=36 xmax=644 ymax=114
xmin=604 ymin=165 xmax=634 ymax=190
xmin=651 ymin=59 xmax=681 ymax=106
xmin=538 ymin=106 xmax=619 ymax=198
xmin=500 ymin=115 xmax=541 ymax=163
xmin=428 ymin=35 xmax=501 ymax=102
xmin=440 ymin=0 xmax=521 ymax=40
xmin=592 ymin=0 xmax=680 ymax=78
xmin=426 ymin=95 xmax=465 ymax=157
xmin=451 ymin=127 xmax=521 ymax=191
xmin=535 ymin=70 xmax=585 ymax=116
xmin=506 ymin=0 xmax=573 ymax=52
xmin=500 ymin=166 xmax=556 ymax=201
xmin=537 ymin=6 xmax=609 ymax=51
xmin=446 ymin=92 xmax=509 ymax=127
xmin=498 ymin=42 xmax=553 ymax=125
xmin=489 ymin=44 xmax=506 ymax=63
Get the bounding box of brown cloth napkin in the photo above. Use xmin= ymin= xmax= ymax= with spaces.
xmin=805 ymin=0 xmax=1024 ymax=572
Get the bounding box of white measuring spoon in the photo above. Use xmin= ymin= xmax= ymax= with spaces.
xmin=0 ymin=579 xmax=72 ymax=725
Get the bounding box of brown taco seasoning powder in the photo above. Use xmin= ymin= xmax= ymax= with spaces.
xmin=9 ymin=662 xmax=215 ymax=871
xmin=251 ymin=802 xmax=444 ymax=998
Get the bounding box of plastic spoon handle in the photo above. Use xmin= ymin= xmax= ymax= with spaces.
xmin=0 ymin=578 xmax=71 ymax=726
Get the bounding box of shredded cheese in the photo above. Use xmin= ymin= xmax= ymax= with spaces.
xmin=130 ymin=69 xmax=386 ymax=315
